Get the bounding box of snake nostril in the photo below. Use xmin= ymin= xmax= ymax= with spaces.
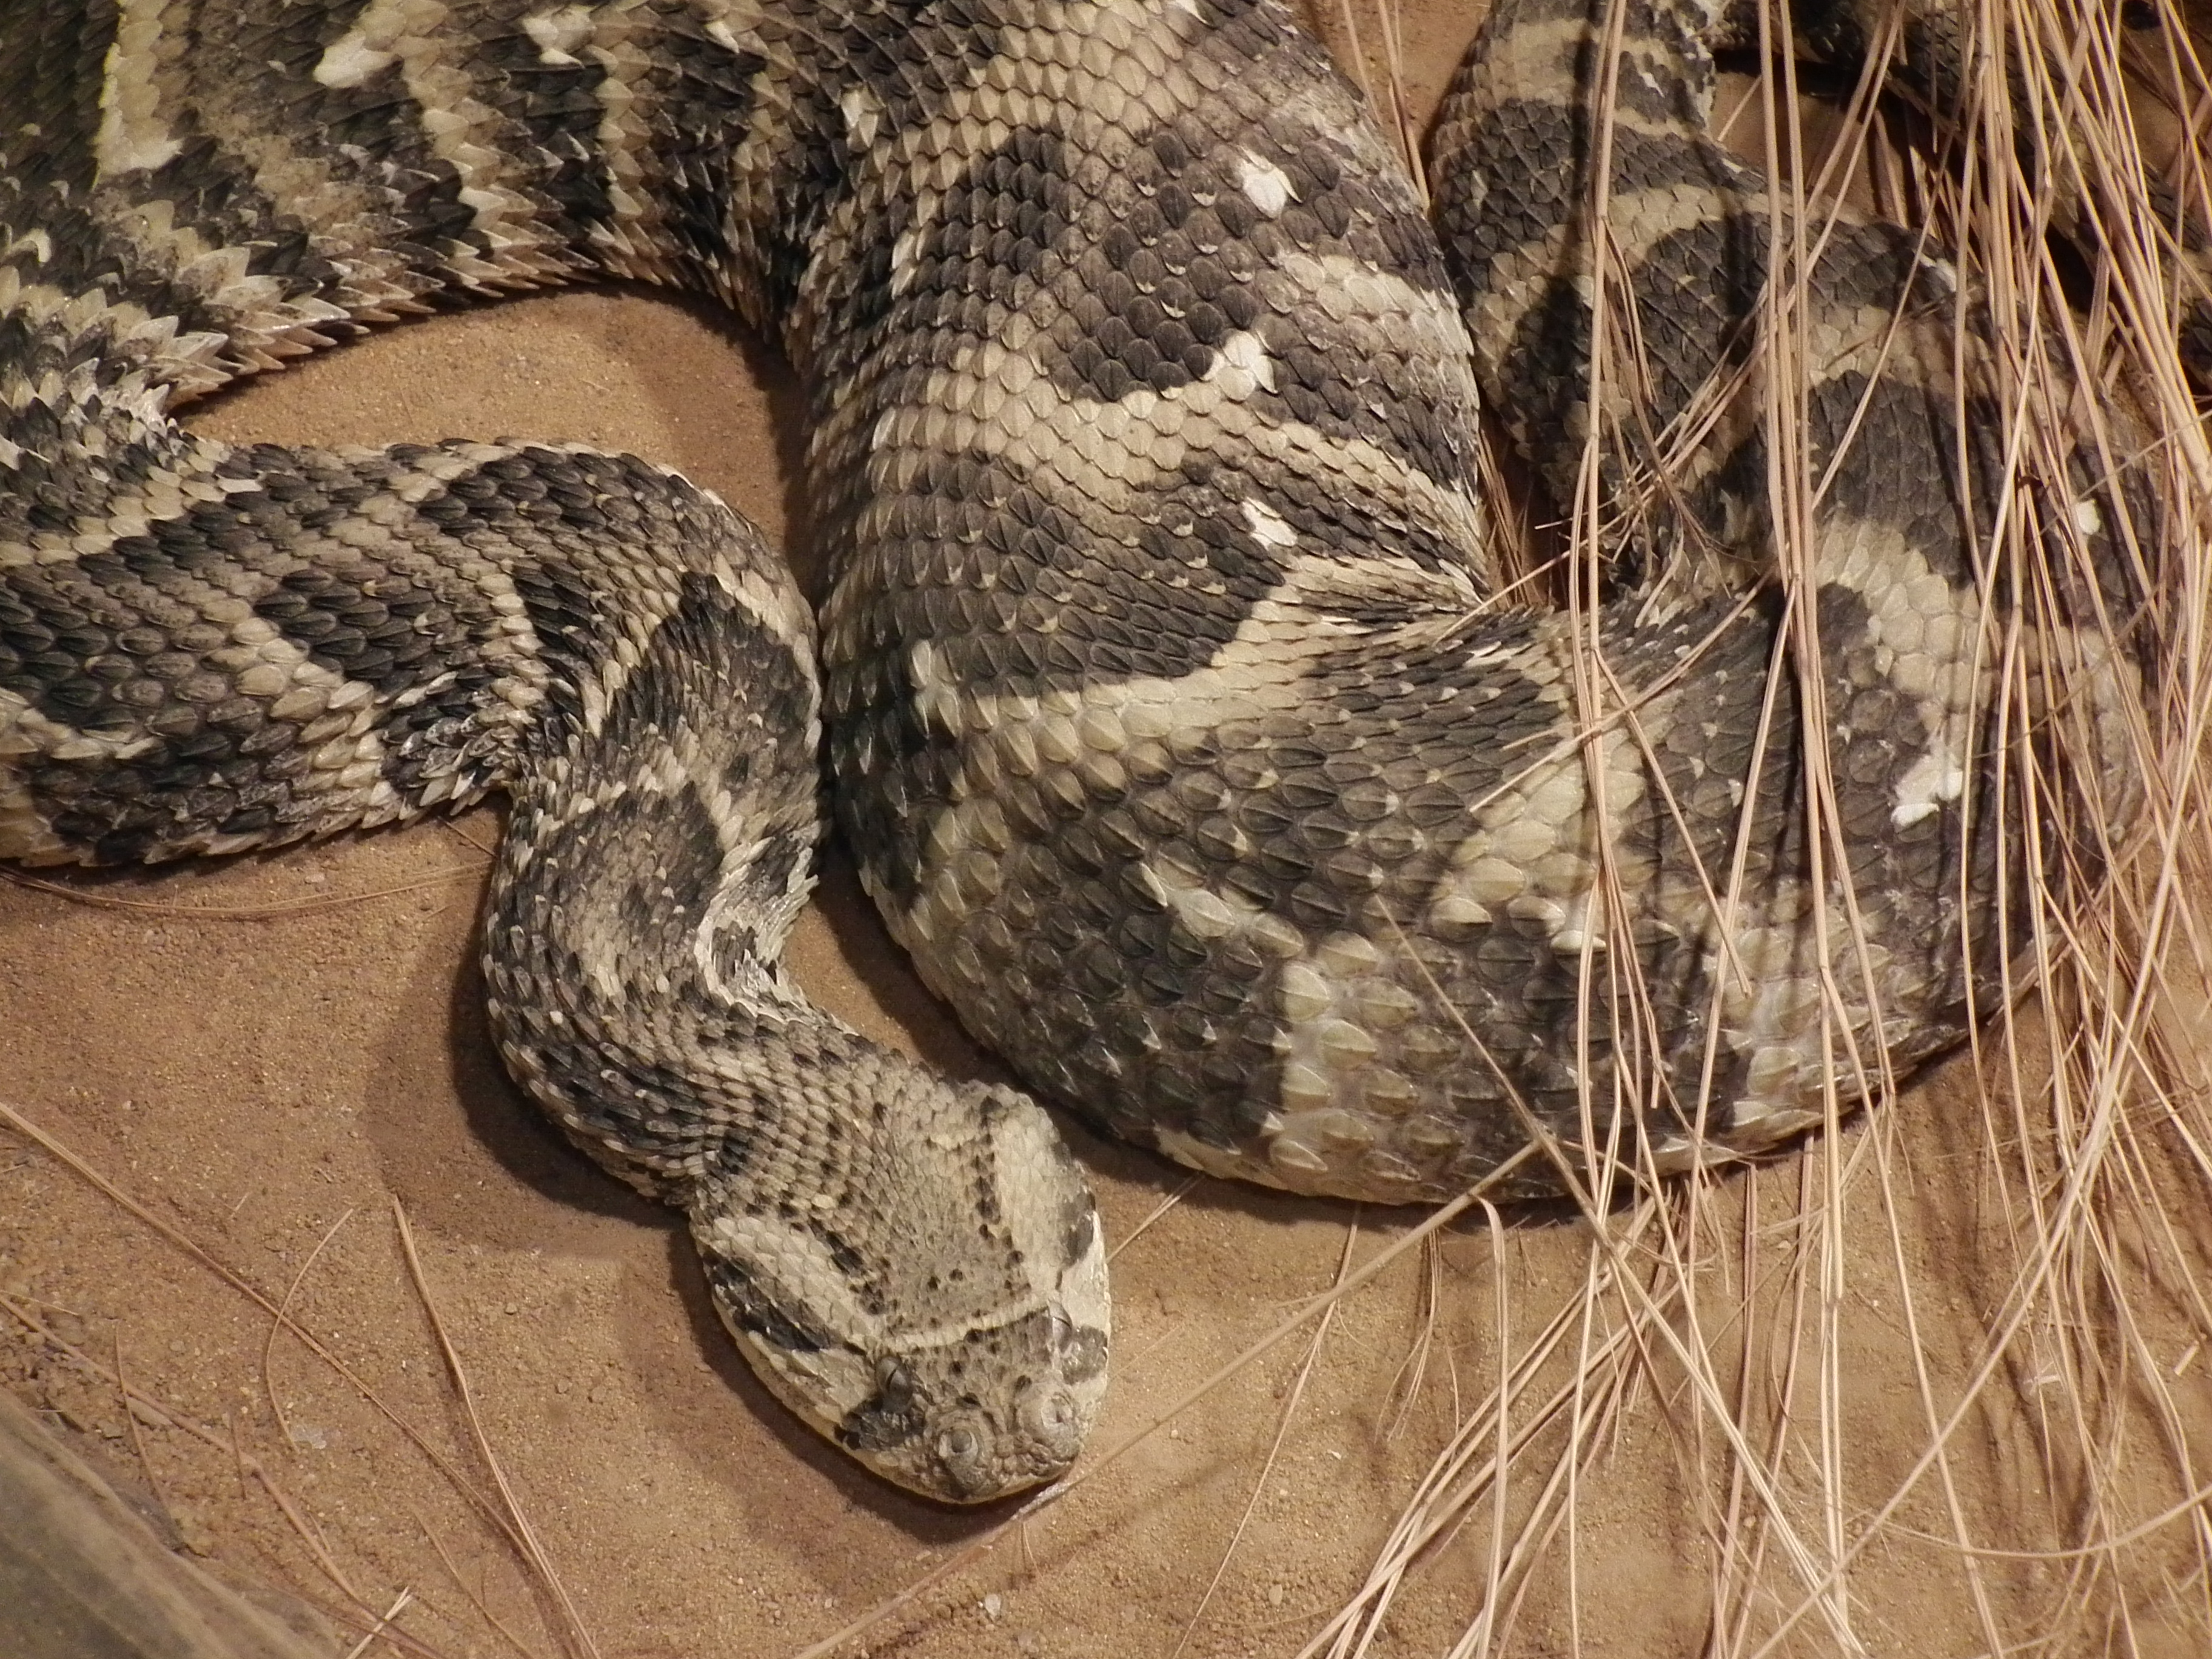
xmin=1020 ymin=1384 xmax=1081 ymax=1453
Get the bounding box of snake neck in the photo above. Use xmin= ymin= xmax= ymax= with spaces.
xmin=479 ymin=545 xmax=822 ymax=1188
xmin=475 ymin=546 xmax=1112 ymax=1503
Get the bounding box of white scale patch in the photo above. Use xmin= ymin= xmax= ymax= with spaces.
xmin=695 ymin=848 xmax=813 ymax=1010
xmin=1206 ymin=328 xmax=1276 ymax=398
xmin=1823 ymin=525 xmax=1988 ymax=831
xmin=0 ymin=232 xmax=50 ymax=270
xmin=702 ymin=16 xmax=751 ymax=57
xmin=313 ymin=30 xmax=398 ymax=90
xmin=692 ymin=749 xmax=818 ymax=1014
xmin=521 ymin=5 xmax=595 ymax=66
xmin=1241 ymin=498 xmax=1298 ymax=549
xmin=889 ymin=221 xmax=930 ymax=299
xmin=840 ymin=84 xmax=886 ymax=152
xmin=1890 ymin=740 xmax=1965 ymax=828
xmin=1236 ymin=151 xmax=1295 ymax=216
xmin=1152 ymin=1124 xmax=1276 ymax=1186
xmin=95 ymin=0 xmax=186 ymax=178
xmin=1914 ymin=250 xmax=1959 ymax=296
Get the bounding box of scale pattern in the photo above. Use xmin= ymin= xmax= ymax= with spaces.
xmin=0 ymin=0 xmax=2155 ymax=1496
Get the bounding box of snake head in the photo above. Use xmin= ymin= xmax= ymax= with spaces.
xmin=688 ymin=1075 xmax=1110 ymax=1504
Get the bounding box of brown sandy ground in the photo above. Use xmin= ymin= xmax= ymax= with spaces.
xmin=7 ymin=5 xmax=2212 ymax=1656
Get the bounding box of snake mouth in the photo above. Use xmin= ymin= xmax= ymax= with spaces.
xmin=828 ymin=1378 xmax=1068 ymax=1504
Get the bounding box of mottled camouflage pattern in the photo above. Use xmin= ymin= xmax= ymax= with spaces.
xmin=0 ymin=0 xmax=2154 ymax=1496
xmin=0 ymin=0 xmax=1116 ymax=1505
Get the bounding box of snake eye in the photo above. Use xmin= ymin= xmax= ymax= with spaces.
xmin=876 ymin=1361 xmax=916 ymax=1403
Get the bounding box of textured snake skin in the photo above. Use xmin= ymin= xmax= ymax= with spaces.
xmin=0 ymin=0 xmax=2156 ymax=1499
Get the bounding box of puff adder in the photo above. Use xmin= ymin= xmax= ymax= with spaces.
xmin=0 ymin=0 xmax=2157 ymax=1500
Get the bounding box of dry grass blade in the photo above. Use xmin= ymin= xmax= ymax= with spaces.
xmin=0 ymin=863 xmax=485 ymax=920
xmin=0 ymin=1292 xmax=395 ymax=1638
xmin=389 ymin=1198 xmax=601 ymax=1659
xmin=264 ymin=1207 xmax=357 ymax=1451
xmin=411 ymin=1508 xmax=565 ymax=1659
xmin=1381 ymin=1232 xmax=1450 ymax=1440
xmin=789 ymin=1156 xmax=1537 ymax=1659
xmin=0 ymin=1099 xmax=514 ymax=1517
xmin=111 ymin=1330 xmax=173 ymax=1526
xmin=343 ymin=1590 xmax=420 ymax=1659
xmin=0 ymin=1096 xmax=599 ymax=1657
xmin=1168 ymin=1225 xmax=1360 ymax=1659
xmin=1298 ymin=0 xmax=2212 ymax=1654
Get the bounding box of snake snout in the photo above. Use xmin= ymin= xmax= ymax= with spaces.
xmin=921 ymin=1376 xmax=1084 ymax=1501
xmin=913 ymin=1388 xmax=1081 ymax=1503
xmin=888 ymin=1308 xmax=1108 ymax=1502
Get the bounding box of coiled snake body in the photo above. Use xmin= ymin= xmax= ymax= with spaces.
xmin=0 ymin=0 xmax=2153 ymax=1499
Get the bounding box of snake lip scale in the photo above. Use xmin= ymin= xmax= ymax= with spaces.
xmin=0 ymin=0 xmax=2159 ymax=1501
